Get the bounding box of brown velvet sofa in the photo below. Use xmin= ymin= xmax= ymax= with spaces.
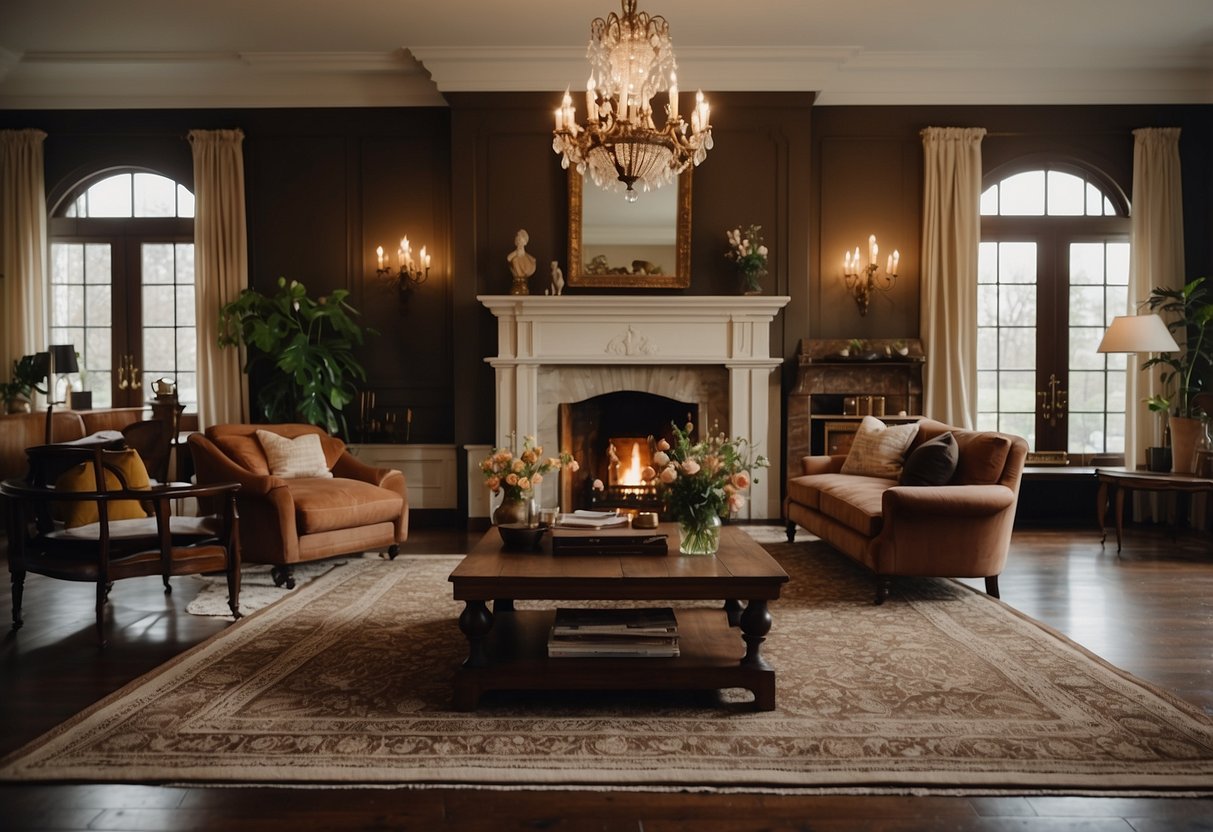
xmin=784 ymin=419 xmax=1028 ymax=604
xmin=189 ymin=424 xmax=407 ymax=587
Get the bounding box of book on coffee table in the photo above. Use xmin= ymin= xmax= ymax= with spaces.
xmin=548 ymin=607 xmax=680 ymax=657
xmin=554 ymin=510 xmax=630 ymax=529
xmin=550 ymin=527 xmax=669 ymax=556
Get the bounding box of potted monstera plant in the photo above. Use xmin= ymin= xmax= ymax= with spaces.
xmin=1141 ymin=277 xmax=1213 ymax=473
xmin=218 ymin=277 xmax=374 ymax=438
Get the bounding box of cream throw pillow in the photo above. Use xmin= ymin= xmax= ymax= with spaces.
xmin=255 ymin=430 xmax=334 ymax=479
xmin=840 ymin=416 xmax=920 ymax=479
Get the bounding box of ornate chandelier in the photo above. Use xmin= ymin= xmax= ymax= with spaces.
xmin=552 ymin=0 xmax=712 ymax=202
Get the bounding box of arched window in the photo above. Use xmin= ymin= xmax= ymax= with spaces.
xmin=977 ymin=165 xmax=1130 ymax=459
xmin=49 ymin=170 xmax=196 ymax=411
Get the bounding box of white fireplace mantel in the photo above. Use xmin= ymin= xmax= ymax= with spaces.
xmin=478 ymin=294 xmax=791 ymax=518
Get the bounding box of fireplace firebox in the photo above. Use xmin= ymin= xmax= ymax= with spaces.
xmin=560 ymin=391 xmax=701 ymax=512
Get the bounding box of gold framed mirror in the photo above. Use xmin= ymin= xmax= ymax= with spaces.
xmin=567 ymin=169 xmax=692 ymax=289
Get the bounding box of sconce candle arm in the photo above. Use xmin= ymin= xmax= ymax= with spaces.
xmin=843 ymin=236 xmax=899 ymax=316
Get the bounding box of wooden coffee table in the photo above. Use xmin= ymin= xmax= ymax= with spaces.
xmin=448 ymin=524 xmax=789 ymax=711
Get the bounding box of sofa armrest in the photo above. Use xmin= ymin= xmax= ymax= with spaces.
xmin=330 ymin=451 xmax=395 ymax=487
xmin=801 ymin=455 xmax=846 ymax=475
xmin=187 ymin=433 xmax=286 ymax=496
xmin=882 ymin=484 xmax=1015 ymax=517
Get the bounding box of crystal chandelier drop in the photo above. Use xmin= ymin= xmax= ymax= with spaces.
xmin=552 ymin=0 xmax=712 ymax=202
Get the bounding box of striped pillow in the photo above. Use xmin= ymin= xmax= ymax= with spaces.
xmin=255 ymin=430 xmax=334 ymax=479
xmin=840 ymin=416 xmax=920 ymax=479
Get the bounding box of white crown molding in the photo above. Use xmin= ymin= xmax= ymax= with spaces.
xmin=0 ymin=46 xmax=1209 ymax=108
xmin=0 ymin=50 xmax=447 ymax=109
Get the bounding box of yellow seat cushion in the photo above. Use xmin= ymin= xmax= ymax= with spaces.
xmin=55 ymin=449 xmax=151 ymax=528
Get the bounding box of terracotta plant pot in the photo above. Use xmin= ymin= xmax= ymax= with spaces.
xmin=1168 ymin=416 xmax=1202 ymax=474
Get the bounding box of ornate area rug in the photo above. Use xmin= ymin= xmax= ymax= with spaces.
xmin=3 ymin=543 xmax=1212 ymax=794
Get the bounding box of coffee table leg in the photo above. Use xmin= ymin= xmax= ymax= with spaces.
xmin=723 ymin=599 xmax=742 ymax=627
xmin=459 ymin=600 xmax=493 ymax=668
xmin=739 ymin=599 xmax=772 ymax=669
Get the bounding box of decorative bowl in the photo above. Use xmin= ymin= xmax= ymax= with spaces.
xmin=497 ymin=523 xmax=547 ymax=551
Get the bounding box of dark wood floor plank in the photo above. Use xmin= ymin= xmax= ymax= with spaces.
xmin=1 ymin=525 xmax=1212 ymax=832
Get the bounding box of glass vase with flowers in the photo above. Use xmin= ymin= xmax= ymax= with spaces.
xmin=725 ymin=224 xmax=769 ymax=295
xmin=641 ymin=421 xmax=768 ymax=555
xmin=480 ymin=434 xmax=578 ymax=526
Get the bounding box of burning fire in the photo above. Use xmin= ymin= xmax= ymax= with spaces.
xmin=617 ymin=441 xmax=644 ymax=486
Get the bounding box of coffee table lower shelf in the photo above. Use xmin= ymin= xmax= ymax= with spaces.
xmin=452 ymin=607 xmax=775 ymax=711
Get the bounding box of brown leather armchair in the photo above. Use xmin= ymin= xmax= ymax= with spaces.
xmin=189 ymin=424 xmax=407 ymax=588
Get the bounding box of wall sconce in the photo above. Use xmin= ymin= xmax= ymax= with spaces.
xmin=843 ymin=234 xmax=899 ymax=316
xmin=375 ymin=236 xmax=431 ymax=310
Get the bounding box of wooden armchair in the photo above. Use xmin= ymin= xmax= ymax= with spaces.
xmin=2 ymin=444 xmax=242 ymax=646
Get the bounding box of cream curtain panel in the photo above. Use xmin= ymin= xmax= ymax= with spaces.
xmin=189 ymin=129 xmax=250 ymax=428
xmin=920 ymin=127 xmax=986 ymax=429
xmin=0 ymin=129 xmax=48 ymax=376
xmin=1125 ymin=127 xmax=1184 ymax=467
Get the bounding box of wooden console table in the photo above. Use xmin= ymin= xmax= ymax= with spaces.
xmin=1095 ymin=467 xmax=1213 ymax=551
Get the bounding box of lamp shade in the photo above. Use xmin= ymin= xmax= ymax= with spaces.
xmin=1096 ymin=315 xmax=1179 ymax=353
xmin=48 ymin=344 xmax=78 ymax=374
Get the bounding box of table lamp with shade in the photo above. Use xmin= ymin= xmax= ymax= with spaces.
xmin=1097 ymin=314 xmax=1180 ymax=471
xmin=42 ymin=344 xmax=79 ymax=444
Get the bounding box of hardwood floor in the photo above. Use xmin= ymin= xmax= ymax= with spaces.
xmin=1 ymin=524 xmax=1211 ymax=831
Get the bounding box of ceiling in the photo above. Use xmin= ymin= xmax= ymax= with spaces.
xmin=1 ymin=0 xmax=1210 ymax=109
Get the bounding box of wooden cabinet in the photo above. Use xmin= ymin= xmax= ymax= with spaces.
xmin=785 ymin=339 xmax=925 ymax=476
xmin=347 ymin=444 xmax=457 ymax=510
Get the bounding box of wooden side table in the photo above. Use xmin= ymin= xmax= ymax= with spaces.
xmin=1095 ymin=467 xmax=1213 ymax=551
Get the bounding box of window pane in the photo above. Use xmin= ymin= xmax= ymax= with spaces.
xmin=85 ymin=285 xmax=112 ymax=326
xmin=1001 ymin=372 xmax=1037 ymax=411
xmin=176 ymin=371 xmax=196 ymax=407
xmin=84 ymin=328 xmax=111 ymax=378
xmin=1070 ymin=243 xmax=1105 ymax=285
xmin=1107 ymin=243 xmax=1129 ymax=285
xmin=143 ymin=285 xmax=175 ymax=326
xmin=1086 ymin=182 xmax=1104 ymax=215
xmin=999 ymin=171 xmax=1045 ymax=215
xmin=63 ymin=244 xmax=84 ymax=284
xmin=143 ymin=328 xmax=174 ymax=368
xmin=1103 ymin=196 xmax=1114 ymax=214
xmin=999 ymin=329 xmax=1036 ymax=370
xmin=175 ymin=285 xmax=195 ymax=325
xmin=978 ymin=285 xmax=998 ymax=326
xmin=980 ymin=185 xmax=999 ymax=216
xmin=85 ymin=174 xmax=132 ymax=217
xmin=1047 ymin=171 xmax=1085 ymax=216
xmin=1069 ymin=370 xmax=1106 ymax=411
xmin=176 ymin=243 xmax=195 ymax=283
xmin=1068 ymin=412 xmax=1106 ymax=454
xmin=1105 ymin=286 xmax=1128 ymax=323
xmin=177 ymin=327 xmax=197 ymax=372
xmin=977 ymin=370 xmax=999 ymax=410
xmin=976 ymin=411 xmax=999 ymax=432
xmin=978 ymin=242 xmax=997 ymax=283
xmin=133 ymin=172 xmax=176 ymax=217
xmin=977 ymin=328 xmax=998 ymax=370
xmin=177 ymin=184 xmax=196 ymax=218
xmin=1071 ymin=327 xmax=1106 ymax=369
xmin=88 ymin=371 xmax=112 ymax=409
xmin=1106 ymin=413 xmax=1125 ymax=453
xmin=998 ymin=285 xmax=1036 ymax=326
xmin=51 ymin=244 xmax=71 ymax=284
xmin=1069 ymin=287 xmax=1105 ymax=326
xmin=998 ymin=242 xmax=1036 ymax=283
xmin=142 ymin=243 xmax=174 ymax=284
xmin=85 ymin=244 xmax=111 ymax=284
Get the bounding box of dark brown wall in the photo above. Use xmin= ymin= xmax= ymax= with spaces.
xmin=811 ymin=105 xmax=1213 ymax=343
xmin=5 ymin=100 xmax=1211 ymax=458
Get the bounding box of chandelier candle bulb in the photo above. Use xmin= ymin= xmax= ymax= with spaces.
xmin=869 ymin=234 xmax=878 ymax=265
xmin=376 ymin=246 xmax=385 ymax=270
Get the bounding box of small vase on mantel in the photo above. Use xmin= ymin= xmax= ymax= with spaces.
xmin=493 ymin=492 xmax=535 ymax=526
xmin=740 ymin=266 xmax=763 ymax=295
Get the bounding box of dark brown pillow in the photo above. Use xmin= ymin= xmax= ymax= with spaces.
xmin=899 ymin=431 xmax=959 ymax=486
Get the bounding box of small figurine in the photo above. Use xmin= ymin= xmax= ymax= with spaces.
xmin=550 ymin=261 xmax=564 ymax=296
xmin=507 ymin=229 xmax=536 ymax=295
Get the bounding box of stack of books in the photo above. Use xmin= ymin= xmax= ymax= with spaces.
xmin=547 ymin=607 xmax=680 ymax=658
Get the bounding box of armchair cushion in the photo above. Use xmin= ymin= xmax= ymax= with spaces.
xmin=953 ymin=433 xmax=1013 ymax=485
xmin=256 ymin=430 xmax=333 ymax=479
xmin=55 ymin=449 xmax=151 ymax=528
xmin=288 ymin=477 xmax=404 ymax=534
